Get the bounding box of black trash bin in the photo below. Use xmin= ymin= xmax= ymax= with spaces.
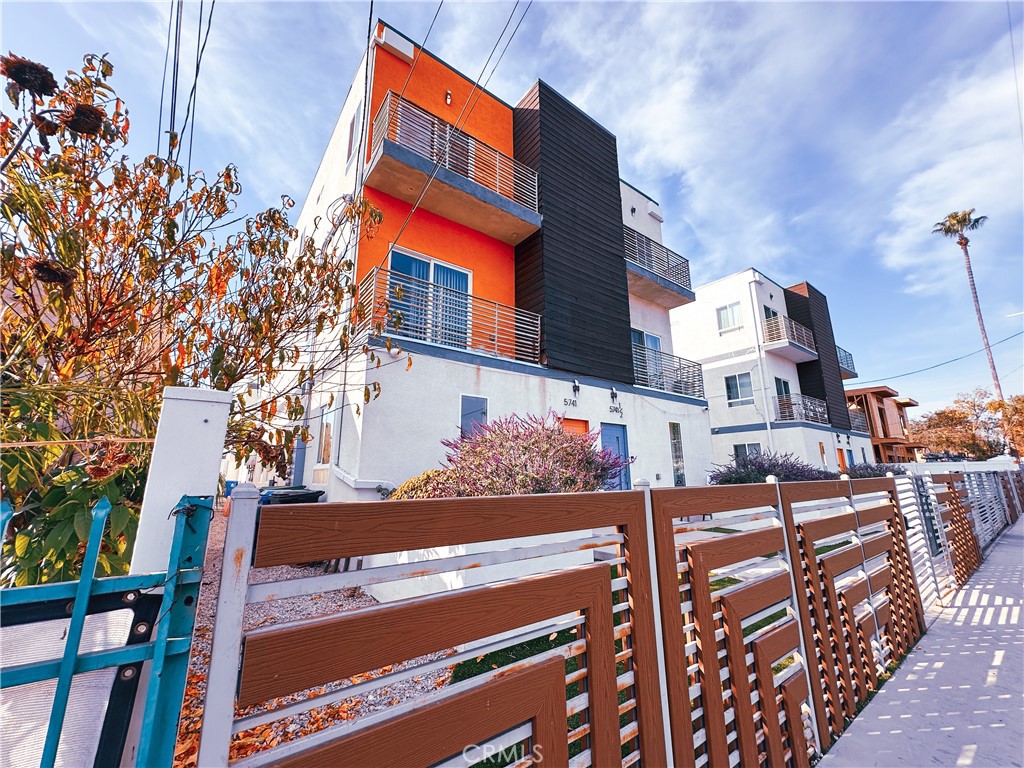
xmin=258 ymin=488 xmax=325 ymax=506
xmin=257 ymin=486 xmax=327 ymax=568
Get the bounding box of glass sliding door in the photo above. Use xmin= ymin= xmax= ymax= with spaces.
xmin=389 ymin=252 xmax=430 ymax=340
xmin=389 ymin=251 xmax=470 ymax=349
xmin=432 ymin=263 xmax=469 ymax=348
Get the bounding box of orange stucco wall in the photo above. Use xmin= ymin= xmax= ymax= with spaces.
xmin=368 ymin=30 xmax=514 ymax=158
xmin=357 ymin=188 xmax=515 ymax=307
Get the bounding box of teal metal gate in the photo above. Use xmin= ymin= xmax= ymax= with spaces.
xmin=0 ymin=495 xmax=211 ymax=768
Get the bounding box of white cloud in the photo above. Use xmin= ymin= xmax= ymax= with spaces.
xmin=867 ymin=36 xmax=1023 ymax=299
xmin=507 ymin=3 xmax=872 ymax=282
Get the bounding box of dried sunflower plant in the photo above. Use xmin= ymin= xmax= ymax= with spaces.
xmin=1 ymin=53 xmax=400 ymax=584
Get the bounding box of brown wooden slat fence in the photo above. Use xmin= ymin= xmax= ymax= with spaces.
xmin=196 ymin=470 xmax=1019 ymax=767
xmin=999 ymin=470 xmax=1021 ymax=523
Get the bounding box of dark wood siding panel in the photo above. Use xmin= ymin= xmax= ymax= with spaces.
xmin=513 ymin=80 xmax=634 ymax=383
xmin=513 ymin=85 xmax=546 ymax=325
xmin=785 ymin=283 xmax=851 ymax=430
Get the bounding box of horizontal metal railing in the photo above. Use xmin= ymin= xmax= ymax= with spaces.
xmin=622 ymin=226 xmax=692 ymax=291
xmin=836 ymin=345 xmax=856 ymax=373
xmin=774 ymin=393 xmax=830 ymax=425
xmin=849 ymin=410 xmax=869 ymax=433
xmin=762 ymin=314 xmax=816 ymax=352
xmin=371 ymin=91 xmax=539 ymax=212
xmin=632 ymin=344 xmax=704 ymax=398
xmin=355 ymin=267 xmax=542 ymax=364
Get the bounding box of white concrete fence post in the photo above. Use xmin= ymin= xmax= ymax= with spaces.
xmin=129 ymin=386 xmax=233 ymax=575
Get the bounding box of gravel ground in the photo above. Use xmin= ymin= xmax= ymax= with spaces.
xmin=174 ymin=507 xmax=451 ymax=765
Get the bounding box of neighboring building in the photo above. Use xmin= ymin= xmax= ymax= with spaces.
xmin=670 ymin=268 xmax=873 ymax=471
xmin=845 ymin=386 xmax=926 ymax=463
xmin=291 ymin=21 xmax=713 ymax=501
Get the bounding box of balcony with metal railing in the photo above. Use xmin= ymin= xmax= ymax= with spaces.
xmin=632 ymin=344 xmax=705 ymax=398
xmin=761 ymin=315 xmax=817 ymax=363
xmin=355 ymin=267 xmax=542 ymax=364
xmin=366 ymin=92 xmax=541 ymax=245
xmin=849 ymin=410 xmax=869 ymax=434
xmin=774 ymin=393 xmax=830 ymax=425
xmin=836 ymin=345 xmax=857 ymax=379
xmin=622 ymin=226 xmax=695 ymax=308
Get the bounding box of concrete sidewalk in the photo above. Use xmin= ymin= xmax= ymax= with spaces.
xmin=821 ymin=517 xmax=1023 ymax=768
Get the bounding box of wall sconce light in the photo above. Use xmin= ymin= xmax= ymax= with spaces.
xmin=572 ymin=379 xmax=580 ymax=396
xmin=630 ymin=206 xmax=636 ymax=216
xmin=610 ymin=387 xmax=618 ymax=402
xmin=445 ymin=90 xmax=452 ymax=105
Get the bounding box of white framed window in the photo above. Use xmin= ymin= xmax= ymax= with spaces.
xmin=716 ymin=302 xmax=742 ymax=332
xmin=346 ymin=102 xmax=362 ymax=163
xmin=316 ymin=405 xmax=333 ymax=465
xmin=733 ymin=443 xmax=761 ymax=460
xmin=460 ymin=395 xmax=488 ymax=439
xmin=669 ymin=422 xmax=686 ymax=487
xmin=389 ymin=249 xmax=472 ymax=348
xmin=725 ymin=372 xmax=754 ymax=407
xmin=630 ymin=328 xmax=662 ymax=351
xmin=775 ymin=377 xmax=791 ymax=397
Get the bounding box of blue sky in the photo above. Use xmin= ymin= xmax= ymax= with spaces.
xmin=6 ymin=1 xmax=1023 ymax=415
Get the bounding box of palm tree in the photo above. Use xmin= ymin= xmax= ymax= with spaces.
xmin=932 ymin=209 xmax=1010 ymax=450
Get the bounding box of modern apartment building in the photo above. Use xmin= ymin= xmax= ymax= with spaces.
xmin=290 ymin=21 xmax=712 ymax=500
xmin=845 ymin=386 xmax=926 ymax=463
xmin=670 ymin=269 xmax=873 ymax=471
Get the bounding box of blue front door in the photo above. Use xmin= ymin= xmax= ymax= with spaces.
xmin=601 ymin=423 xmax=631 ymax=491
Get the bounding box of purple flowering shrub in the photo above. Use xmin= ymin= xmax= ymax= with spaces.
xmin=845 ymin=462 xmax=907 ymax=478
xmin=708 ymin=450 xmax=839 ymax=485
xmin=390 ymin=412 xmax=631 ymax=499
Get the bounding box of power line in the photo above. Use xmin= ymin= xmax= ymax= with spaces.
xmin=853 ymin=330 xmax=1023 ymax=385
xmin=393 ymin=1 xmax=445 ymax=106
xmin=180 ymin=0 xmax=217 ymax=178
xmin=325 ymin=2 xmax=441 ymax=249
xmin=479 ymin=0 xmax=532 ymax=92
xmin=1008 ymin=0 xmax=1024 ymax=146
xmin=166 ymin=0 xmax=185 ymax=160
xmin=372 ymin=1 xmax=530 ymax=272
xmin=156 ymin=0 xmax=174 ymax=155
xmin=354 ymin=0 xmax=375 ymax=195
xmin=355 ymin=0 xmax=445 ymax=198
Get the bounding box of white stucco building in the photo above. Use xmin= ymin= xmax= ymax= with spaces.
xmin=289 ymin=22 xmax=714 ymax=500
xmin=671 ymin=268 xmax=873 ymax=472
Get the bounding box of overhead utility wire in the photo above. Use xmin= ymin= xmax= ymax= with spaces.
xmin=166 ymin=0 xmax=185 ymax=160
xmin=327 ymin=1 xmax=440 ymax=243
xmin=372 ymin=0 xmax=530 ymax=272
xmin=479 ymin=0 xmax=532 ymax=92
xmin=1008 ymin=0 xmax=1024 ymax=146
xmin=348 ymin=0 xmax=444 ymax=201
xmin=156 ymin=0 xmax=174 ymax=155
xmin=854 ymin=330 xmax=1023 ymax=385
xmin=393 ymin=1 xmax=445 ymax=106
xmin=179 ymin=0 xmax=217 ymax=178
xmin=308 ymin=2 xmax=526 ymax=404
xmin=353 ymin=0 xmax=375 ymax=195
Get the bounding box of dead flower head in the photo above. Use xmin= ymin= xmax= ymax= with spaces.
xmin=0 ymin=53 xmax=57 ymax=96
xmin=30 ymin=113 xmax=59 ymax=136
xmin=86 ymin=464 xmax=117 ymax=481
xmin=59 ymin=103 xmax=105 ymax=136
xmin=28 ymin=258 xmax=73 ymax=287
